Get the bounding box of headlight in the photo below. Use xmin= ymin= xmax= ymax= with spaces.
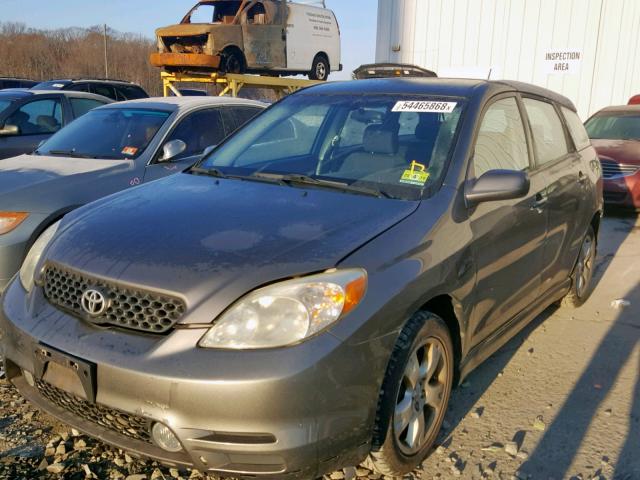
xmin=0 ymin=212 xmax=29 ymax=235
xmin=199 ymin=269 xmax=367 ymax=350
xmin=19 ymin=221 xmax=61 ymax=293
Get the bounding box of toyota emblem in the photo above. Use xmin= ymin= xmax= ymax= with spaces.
xmin=81 ymin=289 xmax=108 ymax=317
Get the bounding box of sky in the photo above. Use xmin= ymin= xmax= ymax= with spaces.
xmin=0 ymin=0 xmax=378 ymax=80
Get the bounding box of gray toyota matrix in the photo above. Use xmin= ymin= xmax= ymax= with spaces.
xmin=1 ymin=79 xmax=603 ymax=479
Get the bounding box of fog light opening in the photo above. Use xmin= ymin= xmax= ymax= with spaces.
xmin=151 ymin=423 xmax=183 ymax=453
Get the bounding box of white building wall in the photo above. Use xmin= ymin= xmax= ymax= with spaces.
xmin=376 ymin=0 xmax=640 ymax=119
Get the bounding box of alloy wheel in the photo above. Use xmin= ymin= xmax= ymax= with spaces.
xmin=393 ymin=338 xmax=447 ymax=455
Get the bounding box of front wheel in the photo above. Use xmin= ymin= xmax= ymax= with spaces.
xmin=368 ymin=311 xmax=454 ymax=476
xmin=309 ymin=55 xmax=329 ymax=81
xmin=560 ymin=225 xmax=597 ymax=308
xmin=221 ymin=51 xmax=245 ymax=74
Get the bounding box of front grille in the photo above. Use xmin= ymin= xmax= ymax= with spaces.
xmin=43 ymin=264 xmax=186 ymax=334
xmin=600 ymin=159 xmax=640 ymax=179
xmin=35 ymin=379 xmax=151 ymax=443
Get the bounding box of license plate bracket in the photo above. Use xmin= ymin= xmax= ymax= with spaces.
xmin=32 ymin=344 xmax=96 ymax=403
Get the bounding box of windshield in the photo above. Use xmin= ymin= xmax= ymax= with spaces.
xmin=585 ymin=114 xmax=640 ymax=141
xmin=185 ymin=1 xmax=242 ymax=23
xmin=0 ymin=99 xmax=12 ymax=117
xmin=197 ymin=94 xmax=465 ymax=200
xmin=37 ymin=108 xmax=171 ymax=160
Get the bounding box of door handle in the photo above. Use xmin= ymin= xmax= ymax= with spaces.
xmin=530 ymin=193 xmax=547 ymax=212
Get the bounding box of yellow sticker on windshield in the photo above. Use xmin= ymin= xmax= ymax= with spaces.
xmin=122 ymin=146 xmax=138 ymax=156
xmin=400 ymin=161 xmax=430 ymax=186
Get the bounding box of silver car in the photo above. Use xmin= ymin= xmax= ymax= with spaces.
xmin=0 ymin=96 xmax=265 ymax=290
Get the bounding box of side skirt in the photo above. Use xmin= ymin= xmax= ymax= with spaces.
xmin=458 ymin=278 xmax=571 ymax=382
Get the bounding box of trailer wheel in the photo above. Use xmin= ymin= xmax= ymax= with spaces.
xmin=309 ymin=55 xmax=329 ymax=81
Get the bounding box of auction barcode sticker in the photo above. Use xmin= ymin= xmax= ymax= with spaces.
xmin=392 ymin=101 xmax=457 ymax=113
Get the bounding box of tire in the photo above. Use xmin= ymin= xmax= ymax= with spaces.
xmin=309 ymin=55 xmax=329 ymax=81
xmin=367 ymin=311 xmax=454 ymax=477
xmin=221 ymin=50 xmax=245 ymax=74
xmin=560 ymin=225 xmax=597 ymax=308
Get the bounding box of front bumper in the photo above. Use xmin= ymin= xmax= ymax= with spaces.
xmin=150 ymin=53 xmax=222 ymax=70
xmin=0 ymin=280 xmax=380 ymax=479
xmin=603 ymin=173 xmax=640 ymax=209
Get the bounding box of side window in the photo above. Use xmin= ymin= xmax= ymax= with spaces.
xmin=231 ymin=107 xmax=262 ymax=131
xmin=91 ymin=84 xmax=117 ymax=101
xmin=5 ymin=98 xmax=63 ymax=135
xmin=523 ymin=98 xmax=569 ymax=165
xmin=164 ymin=109 xmax=226 ymax=161
xmin=561 ymin=106 xmax=591 ymax=151
xmin=70 ymin=98 xmax=107 ymax=118
xmin=67 ymin=83 xmax=90 ymax=93
xmin=474 ymin=97 xmax=529 ymax=178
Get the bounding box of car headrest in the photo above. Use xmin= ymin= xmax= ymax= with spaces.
xmin=363 ymin=124 xmax=398 ymax=154
xmin=415 ymin=115 xmax=442 ymax=140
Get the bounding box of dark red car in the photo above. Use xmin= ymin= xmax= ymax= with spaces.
xmin=629 ymin=94 xmax=640 ymax=105
xmin=585 ymin=105 xmax=640 ymax=209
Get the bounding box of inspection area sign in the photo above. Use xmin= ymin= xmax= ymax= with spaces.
xmin=543 ymin=50 xmax=582 ymax=74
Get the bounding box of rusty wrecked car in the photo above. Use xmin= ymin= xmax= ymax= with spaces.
xmin=150 ymin=0 xmax=342 ymax=81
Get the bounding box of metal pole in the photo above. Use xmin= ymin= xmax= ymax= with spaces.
xmin=103 ymin=24 xmax=109 ymax=79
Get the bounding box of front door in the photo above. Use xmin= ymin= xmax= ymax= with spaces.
xmin=0 ymin=96 xmax=63 ymax=159
xmin=241 ymin=1 xmax=286 ymax=69
xmin=144 ymin=107 xmax=230 ymax=182
xmin=467 ymin=96 xmax=549 ymax=346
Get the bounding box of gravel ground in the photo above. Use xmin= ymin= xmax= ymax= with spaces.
xmin=0 ymin=214 xmax=638 ymax=480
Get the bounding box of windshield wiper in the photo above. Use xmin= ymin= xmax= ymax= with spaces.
xmin=190 ymin=166 xmax=230 ymax=179
xmin=251 ymin=173 xmax=393 ymax=198
xmin=46 ymin=149 xmax=96 ymax=159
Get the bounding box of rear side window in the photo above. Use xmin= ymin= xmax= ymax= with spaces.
xmin=90 ymin=84 xmax=117 ymax=100
xmin=474 ymin=97 xmax=529 ymax=177
xmin=70 ymin=98 xmax=108 ymax=118
xmin=117 ymin=85 xmax=148 ymax=100
xmin=67 ymin=83 xmax=90 ymax=93
xmin=561 ymin=107 xmax=591 ymax=150
xmin=231 ymin=107 xmax=262 ymax=131
xmin=523 ymin=98 xmax=569 ymax=165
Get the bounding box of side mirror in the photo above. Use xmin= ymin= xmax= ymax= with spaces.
xmin=202 ymin=145 xmax=217 ymax=158
xmin=0 ymin=124 xmax=20 ymax=137
xmin=465 ymin=169 xmax=530 ymax=207
xmin=159 ymin=139 xmax=187 ymax=162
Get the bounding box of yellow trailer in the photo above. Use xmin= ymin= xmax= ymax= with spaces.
xmin=161 ymin=71 xmax=321 ymax=99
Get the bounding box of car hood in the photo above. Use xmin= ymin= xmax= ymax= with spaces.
xmin=592 ymin=139 xmax=640 ymax=165
xmin=0 ymin=154 xmax=134 ymax=211
xmin=46 ymin=173 xmax=419 ymax=323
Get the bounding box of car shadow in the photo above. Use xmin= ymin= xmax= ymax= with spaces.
xmin=433 ymin=212 xmax=638 ymax=478
xmin=517 ymin=211 xmax=639 ymax=479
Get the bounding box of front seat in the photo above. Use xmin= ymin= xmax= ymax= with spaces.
xmin=340 ymin=124 xmax=402 ymax=179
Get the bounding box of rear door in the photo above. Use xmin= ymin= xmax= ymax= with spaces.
xmin=144 ymin=107 xmax=228 ymax=182
xmin=241 ymin=1 xmax=286 ymax=69
xmin=522 ymin=97 xmax=586 ymax=293
xmin=468 ymin=95 xmax=549 ymax=345
xmin=0 ymin=95 xmax=64 ymax=159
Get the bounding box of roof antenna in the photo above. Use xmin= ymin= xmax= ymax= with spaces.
xmin=487 ymin=68 xmax=493 ymax=80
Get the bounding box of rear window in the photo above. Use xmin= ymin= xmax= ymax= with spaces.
xmin=561 ymin=107 xmax=591 ymax=150
xmin=117 ymin=85 xmax=149 ymax=100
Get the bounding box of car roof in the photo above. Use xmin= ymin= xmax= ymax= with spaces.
xmin=302 ymin=78 xmax=577 ymax=111
xmin=0 ymin=89 xmax=111 ymax=100
xmin=594 ymin=104 xmax=640 ymax=115
xmin=98 ymin=96 xmax=267 ymax=112
xmin=36 ymin=78 xmax=141 ymax=86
